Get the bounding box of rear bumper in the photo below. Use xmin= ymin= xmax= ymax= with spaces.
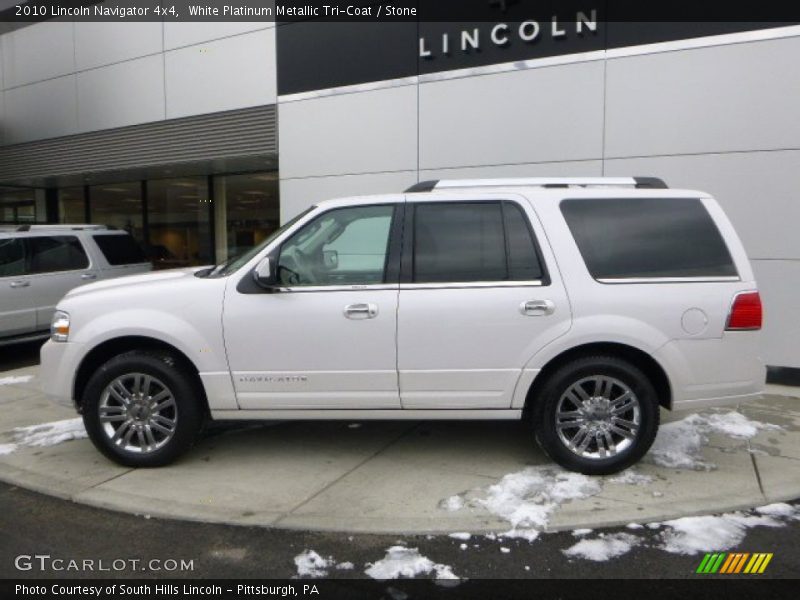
xmin=39 ymin=339 xmax=84 ymax=411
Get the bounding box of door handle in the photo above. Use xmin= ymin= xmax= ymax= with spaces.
xmin=9 ymin=280 xmax=30 ymax=288
xmin=81 ymin=273 xmax=97 ymax=280
xmin=344 ymin=303 xmax=378 ymax=319
xmin=520 ymin=299 xmax=555 ymax=316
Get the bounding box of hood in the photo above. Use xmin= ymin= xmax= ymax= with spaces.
xmin=65 ymin=266 xmax=209 ymax=299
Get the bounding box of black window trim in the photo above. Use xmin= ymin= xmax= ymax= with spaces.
xmin=399 ymin=199 xmax=551 ymax=289
xmin=237 ymin=202 xmax=404 ymax=295
xmin=559 ymin=196 xmax=741 ymax=285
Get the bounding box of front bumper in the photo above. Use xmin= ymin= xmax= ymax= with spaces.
xmin=40 ymin=339 xmax=85 ymax=411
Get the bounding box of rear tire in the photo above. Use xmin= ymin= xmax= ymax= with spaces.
xmin=532 ymin=355 xmax=660 ymax=475
xmin=82 ymin=351 xmax=204 ymax=467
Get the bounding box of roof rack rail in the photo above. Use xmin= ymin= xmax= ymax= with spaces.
xmin=9 ymin=224 xmax=110 ymax=231
xmin=404 ymin=177 xmax=668 ymax=192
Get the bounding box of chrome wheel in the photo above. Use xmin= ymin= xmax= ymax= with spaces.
xmin=99 ymin=373 xmax=178 ymax=454
xmin=555 ymin=375 xmax=641 ymax=460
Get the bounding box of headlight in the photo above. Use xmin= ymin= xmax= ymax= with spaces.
xmin=51 ymin=311 xmax=70 ymax=342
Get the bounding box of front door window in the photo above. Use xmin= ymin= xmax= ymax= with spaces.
xmin=277 ymin=204 xmax=394 ymax=287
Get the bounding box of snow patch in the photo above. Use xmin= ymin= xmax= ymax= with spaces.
xmin=572 ymin=528 xmax=593 ymax=537
xmin=294 ymin=550 xmax=331 ymax=578
xmin=563 ymin=533 xmax=639 ymax=562
xmin=336 ymin=561 xmax=354 ymax=570
xmin=477 ymin=467 xmax=602 ymax=539
xmin=448 ymin=532 xmax=471 ymax=540
xmin=365 ymin=546 xmax=459 ymax=581
xmin=500 ymin=547 xmax=511 ymax=554
xmin=756 ymin=503 xmax=795 ymax=517
xmin=12 ymin=418 xmax=87 ymax=448
xmin=646 ymin=412 xmax=780 ymax=470
xmin=0 ymin=443 xmax=18 ymax=455
xmin=658 ymin=511 xmax=782 ymax=555
xmin=439 ymin=495 xmax=464 ymax=511
xmin=607 ymin=469 xmax=653 ymax=486
xmin=0 ymin=375 xmax=33 ymax=385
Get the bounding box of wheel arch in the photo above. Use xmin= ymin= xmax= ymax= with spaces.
xmin=523 ymin=342 xmax=672 ymax=417
xmin=73 ymin=336 xmax=209 ymax=415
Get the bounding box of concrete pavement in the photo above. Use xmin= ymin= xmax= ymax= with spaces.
xmin=1 ymin=361 xmax=799 ymax=535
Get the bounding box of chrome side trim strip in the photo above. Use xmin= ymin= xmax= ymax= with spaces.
xmin=597 ymin=276 xmax=741 ymax=284
xmin=400 ymin=280 xmax=544 ymax=290
xmin=212 ymin=409 xmax=523 ymax=420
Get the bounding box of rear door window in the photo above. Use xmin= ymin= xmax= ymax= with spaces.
xmin=560 ymin=198 xmax=737 ymax=280
xmin=0 ymin=238 xmax=26 ymax=277
xmin=26 ymin=236 xmax=89 ymax=274
xmin=93 ymin=234 xmax=147 ymax=265
xmin=411 ymin=201 xmax=545 ymax=283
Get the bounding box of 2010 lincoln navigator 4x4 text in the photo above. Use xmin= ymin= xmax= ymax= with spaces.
xmin=39 ymin=177 xmax=765 ymax=475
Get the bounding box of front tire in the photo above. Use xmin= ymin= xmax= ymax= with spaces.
xmin=82 ymin=351 xmax=204 ymax=467
xmin=532 ymin=356 xmax=660 ymax=475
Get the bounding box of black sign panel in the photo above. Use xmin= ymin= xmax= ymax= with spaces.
xmin=275 ymin=0 xmax=799 ymax=95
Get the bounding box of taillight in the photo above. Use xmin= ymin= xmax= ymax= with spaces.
xmin=726 ymin=291 xmax=762 ymax=331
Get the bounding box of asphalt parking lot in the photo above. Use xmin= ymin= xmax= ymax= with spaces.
xmin=1 ymin=341 xmax=799 ymax=581
xmin=2 ymin=482 xmax=798 ymax=580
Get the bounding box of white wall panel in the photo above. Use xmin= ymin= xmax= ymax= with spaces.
xmin=605 ymin=36 xmax=800 ymax=158
xmin=279 ymin=85 xmax=418 ymax=179
xmin=77 ymin=55 xmax=165 ymax=133
xmin=165 ymin=29 xmax=275 ymax=119
xmin=419 ymin=62 xmax=605 ymax=170
xmin=1 ymin=21 xmax=75 ymax=88
xmin=280 ymin=171 xmax=416 ymax=222
xmin=4 ymin=75 xmax=77 ymax=143
xmin=420 ymin=159 xmax=603 ymax=181
xmin=604 ymin=150 xmax=800 ymax=261
xmin=752 ymin=260 xmax=800 ymax=368
xmin=75 ymin=21 xmax=163 ymax=70
xmin=164 ymin=21 xmax=271 ymax=50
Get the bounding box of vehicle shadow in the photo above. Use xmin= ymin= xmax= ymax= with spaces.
xmin=0 ymin=340 xmax=44 ymax=371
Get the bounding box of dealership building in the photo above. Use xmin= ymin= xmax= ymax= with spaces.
xmin=0 ymin=8 xmax=798 ymax=371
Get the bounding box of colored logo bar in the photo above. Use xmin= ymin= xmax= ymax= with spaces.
xmin=696 ymin=552 xmax=773 ymax=574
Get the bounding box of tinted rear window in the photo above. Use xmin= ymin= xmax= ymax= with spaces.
xmin=560 ymin=198 xmax=737 ymax=280
xmin=413 ymin=202 xmax=507 ymax=283
xmin=93 ymin=234 xmax=147 ymax=265
xmin=27 ymin=236 xmax=89 ymax=274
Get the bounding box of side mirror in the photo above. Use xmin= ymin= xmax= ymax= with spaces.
xmin=253 ymin=256 xmax=277 ymax=288
xmin=322 ymin=249 xmax=339 ymax=270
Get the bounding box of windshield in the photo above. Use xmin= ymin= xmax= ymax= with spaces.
xmin=205 ymin=206 xmax=316 ymax=277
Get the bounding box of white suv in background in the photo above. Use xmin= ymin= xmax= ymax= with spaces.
xmin=40 ymin=178 xmax=765 ymax=474
xmin=0 ymin=225 xmax=151 ymax=346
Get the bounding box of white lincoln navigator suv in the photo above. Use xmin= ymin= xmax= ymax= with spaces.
xmin=40 ymin=177 xmax=765 ymax=474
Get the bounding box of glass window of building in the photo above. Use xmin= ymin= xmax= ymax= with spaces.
xmin=147 ymin=177 xmax=212 ymax=269
xmin=218 ymin=172 xmax=280 ymax=262
xmin=58 ymin=187 xmax=87 ymax=224
xmin=0 ymin=187 xmax=37 ymax=223
xmin=89 ymin=182 xmax=144 ymax=243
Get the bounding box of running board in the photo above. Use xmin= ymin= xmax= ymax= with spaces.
xmin=211 ymin=409 xmax=523 ymax=421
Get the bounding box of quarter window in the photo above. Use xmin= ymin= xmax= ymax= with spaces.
xmin=412 ymin=201 xmax=544 ymax=283
xmin=277 ymin=205 xmax=394 ymax=286
xmin=560 ymin=198 xmax=737 ymax=280
xmin=27 ymin=236 xmax=89 ymax=274
xmin=93 ymin=234 xmax=147 ymax=266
